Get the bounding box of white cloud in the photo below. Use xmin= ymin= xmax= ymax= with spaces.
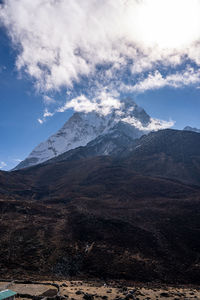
xmin=43 ymin=108 xmax=54 ymax=118
xmin=0 ymin=161 xmax=7 ymax=169
xmin=37 ymin=109 xmax=54 ymax=124
xmin=122 ymin=67 xmax=200 ymax=93
xmin=58 ymin=91 xmax=122 ymax=116
xmin=38 ymin=118 xmax=43 ymax=124
xmin=121 ymin=116 xmax=175 ymax=131
xmin=1 ymin=0 xmax=200 ymax=93
xmin=146 ymin=118 xmax=175 ymax=131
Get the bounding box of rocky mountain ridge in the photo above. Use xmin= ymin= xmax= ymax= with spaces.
xmin=31 ymin=128 xmax=200 ymax=186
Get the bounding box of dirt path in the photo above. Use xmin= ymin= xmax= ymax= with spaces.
xmin=0 ymin=280 xmax=200 ymax=299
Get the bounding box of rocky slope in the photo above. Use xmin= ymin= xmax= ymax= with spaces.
xmin=42 ymin=128 xmax=200 ymax=186
xmin=1 ymin=156 xmax=200 ymax=283
xmin=1 ymin=129 xmax=200 ymax=283
xmin=124 ymin=129 xmax=200 ymax=185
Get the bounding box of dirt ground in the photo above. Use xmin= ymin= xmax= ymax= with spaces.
xmin=0 ymin=282 xmax=10 ymax=290
xmin=0 ymin=280 xmax=200 ymax=299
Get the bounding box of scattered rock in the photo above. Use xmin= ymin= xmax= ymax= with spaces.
xmin=61 ymin=283 xmax=68 ymax=287
xmin=125 ymin=294 xmax=135 ymax=300
xmin=160 ymin=292 xmax=170 ymax=297
xmin=83 ymin=293 xmax=94 ymax=300
xmin=75 ymin=290 xmax=83 ymax=295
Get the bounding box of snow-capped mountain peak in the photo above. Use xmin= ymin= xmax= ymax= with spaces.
xmin=14 ymin=99 xmax=172 ymax=170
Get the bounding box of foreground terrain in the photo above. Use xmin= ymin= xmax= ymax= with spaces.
xmin=1 ymin=129 xmax=200 ymax=283
xmin=0 ymin=280 xmax=200 ymax=299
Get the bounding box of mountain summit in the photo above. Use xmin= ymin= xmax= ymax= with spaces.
xmin=15 ymin=99 xmax=170 ymax=170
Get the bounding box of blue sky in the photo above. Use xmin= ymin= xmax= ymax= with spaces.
xmin=0 ymin=0 xmax=200 ymax=170
xmin=0 ymin=27 xmax=73 ymax=170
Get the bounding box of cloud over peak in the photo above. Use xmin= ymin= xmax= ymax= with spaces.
xmin=58 ymin=91 xmax=122 ymax=116
xmin=38 ymin=92 xmax=174 ymax=131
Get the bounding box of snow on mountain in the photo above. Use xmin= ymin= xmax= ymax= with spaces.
xmin=14 ymin=98 xmax=172 ymax=170
xmin=184 ymin=126 xmax=200 ymax=133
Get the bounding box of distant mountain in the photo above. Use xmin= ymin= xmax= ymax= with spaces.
xmin=184 ymin=126 xmax=200 ymax=133
xmin=15 ymin=99 xmax=166 ymax=170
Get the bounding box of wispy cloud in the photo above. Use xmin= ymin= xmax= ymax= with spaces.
xmin=0 ymin=161 xmax=7 ymax=169
xmin=43 ymin=108 xmax=54 ymax=118
xmin=121 ymin=67 xmax=200 ymax=93
xmin=43 ymin=95 xmax=56 ymax=105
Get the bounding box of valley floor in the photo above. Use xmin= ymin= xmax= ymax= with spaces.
xmin=0 ymin=280 xmax=200 ymax=299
